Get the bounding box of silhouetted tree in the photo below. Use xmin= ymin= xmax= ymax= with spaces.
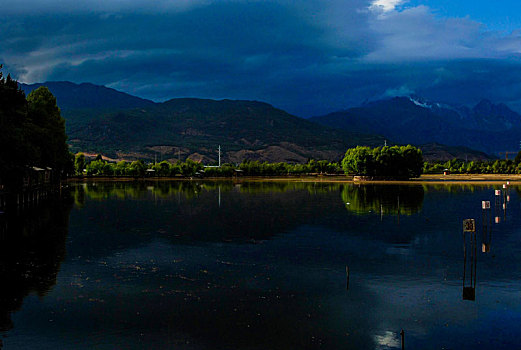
xmin=0 ymin=67 xmax=72 ymax=190
xmin=0 ymin=65 xmax=30 ymax=189
xmin=27 ymin=87 xmax=71 ymax=175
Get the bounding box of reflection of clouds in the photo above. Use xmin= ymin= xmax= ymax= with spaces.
xmin=385 ymin=246 xmax=410 ymax=256
xmin=374 ymin=330 xmax=400 ymax=348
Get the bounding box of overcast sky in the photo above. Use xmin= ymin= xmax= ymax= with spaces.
xmin=2 ymin=0 xmax=521 ymax=116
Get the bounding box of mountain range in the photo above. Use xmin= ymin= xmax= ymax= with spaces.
xmin=20 ymin=82 xmax=383 ymax=163
xmin=20 ymin=82 xmax=505 ymax=163
xmin=310 ymin=96 xmax=521 ymax=155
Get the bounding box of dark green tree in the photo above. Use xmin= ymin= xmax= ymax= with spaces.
xmin=75 ymin=153 xmax=86 ymax=175
xmin=180 ymin=159 xmax=203 ymax=176
xmin=0 ymin=66 xmax=30 ymax=189
xmin=341 ymin=145 xmax=423 ymax=179
xmin=129 ymin=160 xmax=146 ymax=177
xmin=26 ymin=86 xmax=71 ymax=177
xmin=1 ymin=68 xmax=72 ymax=190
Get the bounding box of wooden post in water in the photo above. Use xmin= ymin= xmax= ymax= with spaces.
xmin=502 ymin=186 xmax=507 ymax=221
xmin=346 ymin=266 xmax=350 ymax=291
xmin=482 ymin=201 xmax=491 ymax=253
xmin=397 ymin=195 xmax=400 ymax=225
xmin=463 ymin=219 xmax=477 ymax=301
xmin=400 ymin=329 xmax=405 ymax=350
xmin=494 ymin=189 xmax=501 ymax=224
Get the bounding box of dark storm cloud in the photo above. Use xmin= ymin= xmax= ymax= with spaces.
xmin=2 ymin=0 xmax=521 ymax=116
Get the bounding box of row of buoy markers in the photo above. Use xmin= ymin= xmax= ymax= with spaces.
xmin=371 ymin=184 xmax=511 ymax=347
xmin=463 ymin=184 xmax=511 ymax=300
xmin=482 ymin=184 xmax=508 ymax=245
xmin=344 ymin=184 xmax=512 ymax=348
xmin=492 ymin=182 xmax=510 ymax=224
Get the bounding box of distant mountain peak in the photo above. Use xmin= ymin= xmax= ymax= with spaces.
xmin=471 ymin=98 xmax=521 ymax=125
xmin=19 ymin=81 xmax=154 ymax=110
xmin=473 ymin=98 xmax=494 ymax=112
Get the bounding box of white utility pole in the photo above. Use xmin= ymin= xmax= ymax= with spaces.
xmin=218 ymin=145 xmax=221 ymax=167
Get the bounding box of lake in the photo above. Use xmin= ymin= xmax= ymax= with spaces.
xmin=1 ymin=180 xmax=520 ymax=349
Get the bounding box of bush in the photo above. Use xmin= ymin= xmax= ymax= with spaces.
xmin=341 ymin=145 xmax=423 ymax=179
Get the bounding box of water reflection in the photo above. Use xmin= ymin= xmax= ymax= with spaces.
xmin=69 ymin=181 xmax=347 ymax=250
xmin=4 ymin=182 xmax=521 ymax=349
xmin=481 ymin=206 xmax=493 ymax=253
xmin=67 ymin=182 xmax=434 ymax=259
xmin=341 ymin=185 xmax=424 ymax=216
xmin=0 ymin=192 xmax=72 ymax=333
xmin=73 ymin=181 xmax=343 ymax=202
xmin=462 ymin=230 xmax=477 ymax=301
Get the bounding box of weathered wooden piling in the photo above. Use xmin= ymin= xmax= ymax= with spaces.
xmin=463 ymin=219 xmax=477 ymax=301
xmin=481 ymin=201 xmax=491 ymax=253
xmin=346 ymin=266 xmax=350 ymax=291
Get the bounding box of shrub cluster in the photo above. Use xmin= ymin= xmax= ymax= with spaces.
xmin=423 ymin=155 xmax=521 ymax=174
xmin=341 ymin=145 xmax=423 ymax=179
xmin=78 ymin=157 xmax=344 ymax=177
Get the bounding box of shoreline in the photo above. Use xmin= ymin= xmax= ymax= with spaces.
xmin=65 ymin=173 xmax=521 ymax=185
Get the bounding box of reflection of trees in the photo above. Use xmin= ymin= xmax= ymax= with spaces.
xmin=69 ymin=181 xmax=430 ymax=259
xmin=73 ymin=180 xmax=343 ymax=202
xmin=462 ymin=231 xmax=477 ymax=301
xmin=422 ymin=184 xmax=481 ymax=193
xmin=341 ymin=185 xmax=424 ymax=215
xmin=67 ymin=181 xmax=345 ymax=259
xmin=0 ymin=192 xmax=72 ymax=332
xmin=237 ymin=182 xmax=341 ymax=195
xmin=74 ymin=181 xmax=234 ymax=202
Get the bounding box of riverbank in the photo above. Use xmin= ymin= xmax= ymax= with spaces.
xmin=65 ymin=173 xmax=521 ymax=185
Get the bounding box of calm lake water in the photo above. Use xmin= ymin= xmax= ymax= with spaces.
xmin=1 ymin=181 xmax=521 ymax=349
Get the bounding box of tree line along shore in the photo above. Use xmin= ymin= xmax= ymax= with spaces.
xmin=75 ymin=145 xmax=423 ymax=179
xmin=75 ymin=147 xmax=521 ymax=179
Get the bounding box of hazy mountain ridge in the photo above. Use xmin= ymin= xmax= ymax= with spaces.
xmin=20 ymin=82 xmax=154 ymax=110
xmin=311 ymin=96 xmax=521 ymax=154
xmin=419 ymin=143 xmax=492 ymax=162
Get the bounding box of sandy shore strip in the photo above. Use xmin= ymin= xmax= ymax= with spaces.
xmin=66 ymin=173 xmax=521 ymax=185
